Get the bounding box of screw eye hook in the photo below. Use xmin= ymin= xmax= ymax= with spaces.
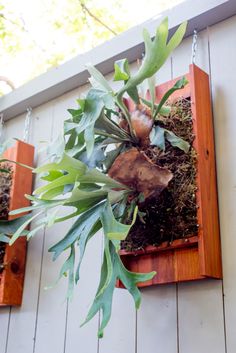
xmin=191 ymin=29 xmax=198 ymax=65
xmin=0 ymin=113 xmax=4 ymax=143
xmin=23 ymin=107 xmax=32 ymax=143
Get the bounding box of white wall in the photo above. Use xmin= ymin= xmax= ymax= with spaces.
xmin=1 ymin=14 xmax=236 ymax=353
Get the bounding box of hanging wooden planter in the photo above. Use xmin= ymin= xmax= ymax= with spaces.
xmin=0 ymin=140 xmax=34 ymax=305
xmin=117 ymin=64 xmax=222 ymax=288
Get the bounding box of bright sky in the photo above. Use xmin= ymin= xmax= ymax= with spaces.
xmin=1 ymin=0 xmax=185 ymax=92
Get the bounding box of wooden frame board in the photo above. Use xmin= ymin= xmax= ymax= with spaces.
xmin=0 ymin=140 xmax=34 ymax=305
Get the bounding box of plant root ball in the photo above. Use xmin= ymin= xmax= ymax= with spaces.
xmin=109 ymin=147 xmax=173 ymax=200
xmin=130 ymin=107 xmax=153 ymax=144
xmin=119 ymin=104 xmax=153 ymax=145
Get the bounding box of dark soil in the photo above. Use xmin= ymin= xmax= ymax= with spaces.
xmin=0 ymin=162 xmax=12 ymax=220
xmin=122 ymin=98 xmax=198 ymax=251
xmin=0 ymin=163 xmax=12 ymax=273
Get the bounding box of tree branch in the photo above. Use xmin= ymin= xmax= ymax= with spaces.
xmin=79 ymin=1 xmax=117 ymax=36
xmin=0 ymin=13 xmax=47 ymax=53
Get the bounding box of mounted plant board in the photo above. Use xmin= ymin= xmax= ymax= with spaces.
xmin=117 ymin=64 xmax=222 ymax=288
xmin=0 ymin=19 xmax=222 ymax=338
xmin=0 ymin=140 xmax=34 ymax=305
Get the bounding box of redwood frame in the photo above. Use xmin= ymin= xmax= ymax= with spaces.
xmin=117 ymin=64 xmax=222 ymax=288
xmin=0 ymin=140 xmax=34 ymax=305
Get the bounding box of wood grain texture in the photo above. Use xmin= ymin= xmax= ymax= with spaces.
xmin=117 ymin=238 xmax=202 ymax=288
xmin=190 ymin=64 xmax=222 ymax=279
xmin=0 ymin=140 xmax=34 ymax=306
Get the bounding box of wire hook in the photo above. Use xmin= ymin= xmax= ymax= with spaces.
xmin=23 ymin=107 xmax=32 ymax=143
xmin=0 ymin=113 xmax=4 ymax=143
xmin=191 ymin=29 xmax=198 ymax=64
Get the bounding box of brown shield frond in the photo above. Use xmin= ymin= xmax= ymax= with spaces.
xmin=108 ymin=148 xmax=173 ymax=200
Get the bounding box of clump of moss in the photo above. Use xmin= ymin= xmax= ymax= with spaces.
xmin=0 ymin=162 xmax=12 ymax=273
xmin=122 ymin=98 xmax=198 ymax=251
xmin=0 ymin=163 xmax=12 ymax=220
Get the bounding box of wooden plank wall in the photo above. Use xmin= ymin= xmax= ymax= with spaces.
xmin=0 ymin=14 xmax=236 ymax=353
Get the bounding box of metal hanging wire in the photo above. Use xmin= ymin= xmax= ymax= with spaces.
xmin=23 ymin=107 xmax=32 ymax=143
xmin=191 ymin=29 xmax=198 ymax=64
xmin=0 ymin=113 xmax=4 ymax=143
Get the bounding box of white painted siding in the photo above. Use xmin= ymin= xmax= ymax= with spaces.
xmin=1 ymin=14 xmax=236 ymax=353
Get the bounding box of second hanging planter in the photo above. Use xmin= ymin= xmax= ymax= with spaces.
xmin=0 ymin=140 xmax=34 ymax=306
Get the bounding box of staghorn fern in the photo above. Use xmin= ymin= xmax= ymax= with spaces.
xmin=0 ymin=17 xmax=189 ymax=337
